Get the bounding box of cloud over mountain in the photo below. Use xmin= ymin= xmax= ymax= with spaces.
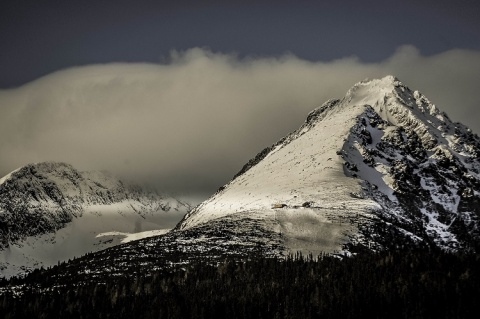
xmin=0 ymin=45 xmax=479 ymax=194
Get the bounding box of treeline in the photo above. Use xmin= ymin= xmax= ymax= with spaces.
xmin=1 ymin=249 xmax=479 ymax=319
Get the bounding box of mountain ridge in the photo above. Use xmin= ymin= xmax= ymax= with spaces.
xmin=0 ymin=161 xmax=190 ymax=277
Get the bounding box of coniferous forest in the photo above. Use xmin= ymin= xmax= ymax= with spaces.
xmin=1 ymin=249 xmax=479 ymax=319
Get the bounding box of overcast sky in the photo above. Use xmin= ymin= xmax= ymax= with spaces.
xmin=0 ymin=0 xmax=479 ymax=197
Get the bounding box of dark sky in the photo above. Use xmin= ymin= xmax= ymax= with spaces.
xmin=1 ymin=0 xmax=479 ymax=88
xmin=0 ymin=0 xmax=479 ymax=197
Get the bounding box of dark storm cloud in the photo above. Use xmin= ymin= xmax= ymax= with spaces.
xmin=0 ymin=46 xmax=479 ymax=195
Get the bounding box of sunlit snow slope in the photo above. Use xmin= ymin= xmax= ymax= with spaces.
xmin=178 ymin=76 xmax=480 ymax=255
xmin=0 ymin=162 xmax=189 ymax=277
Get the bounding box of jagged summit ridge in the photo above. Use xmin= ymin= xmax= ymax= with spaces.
xmin=178 ymin=75 xmax=480 ymax=253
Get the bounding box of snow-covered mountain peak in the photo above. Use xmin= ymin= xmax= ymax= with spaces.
xmin=340 ymin=75 xmax=467 ymax=153
xmin=178 ymin=76 xmax=480 ymax=254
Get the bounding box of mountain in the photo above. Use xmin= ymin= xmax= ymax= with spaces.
xmin=3 ymin=76 xmax=480 ymax=281
xmin=176 ymin=75 xmax=480 ymax=254
xmin=0 ymin=162 xmax=190 ymax=277
xmin=1 ymin=76 xmax=480 ymax=319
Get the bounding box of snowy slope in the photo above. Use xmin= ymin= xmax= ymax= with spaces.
xmin=0 ymin=162 xmax=190 ymax=277
xmin=178 ymin=76 xmax=480 ymax=254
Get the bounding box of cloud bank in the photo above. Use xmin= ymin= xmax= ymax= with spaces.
xmin=1 ymin=45 xmax=479 ymax=195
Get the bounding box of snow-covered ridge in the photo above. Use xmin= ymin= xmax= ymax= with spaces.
xmin=0 ymin=161 xmax=190 ymax=277
xmin=178 ymin=75 xmax=480 ymax=254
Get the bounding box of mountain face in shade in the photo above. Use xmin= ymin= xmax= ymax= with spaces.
xmin=177 ymin=75 xmax=480 ymax=255
xmin=0 ymin=162 xmax=190 ymax=277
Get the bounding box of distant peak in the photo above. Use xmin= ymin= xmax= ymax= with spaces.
xmin=0 ymin=162 xmax=80 ymax=186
